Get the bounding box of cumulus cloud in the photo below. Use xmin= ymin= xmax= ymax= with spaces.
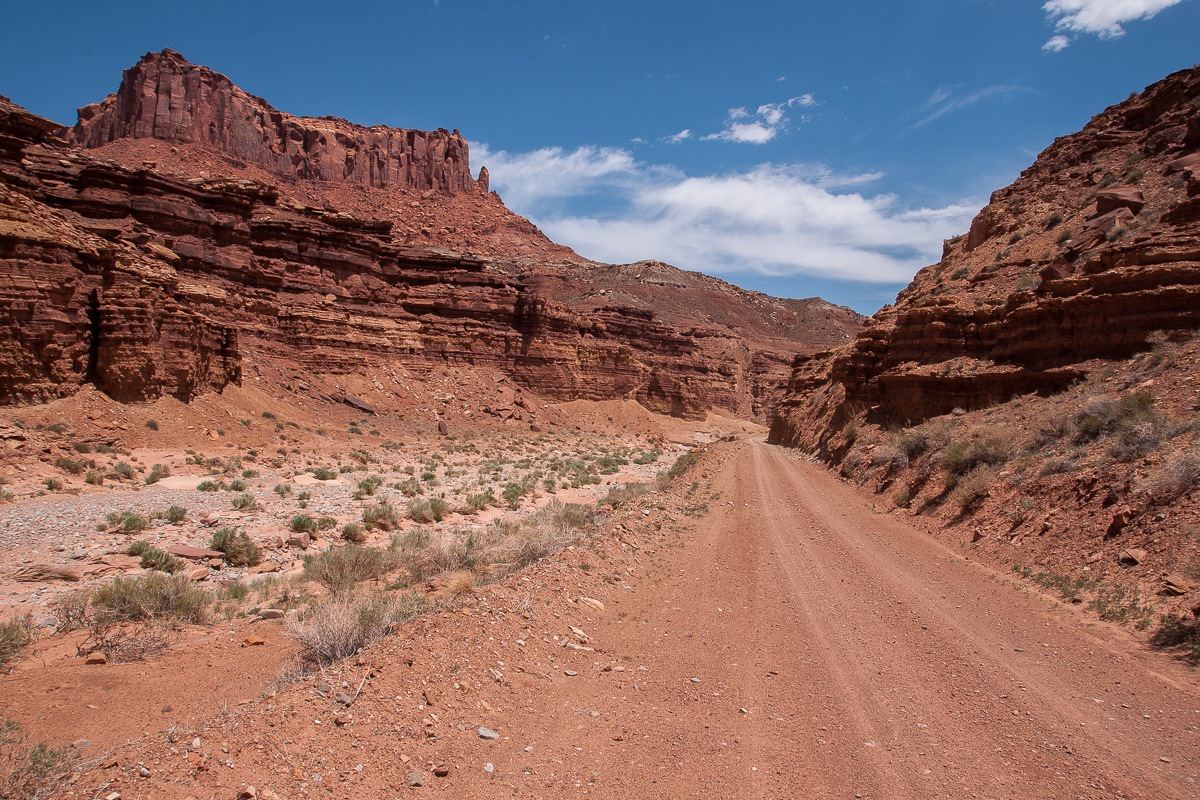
xmin=703 ymin=94 xmax=817 ymax=144
xmin=1042 ymin=0 xmax=1186 ymax=49
xmin=475 ymin=145 xmax=975 ymax=284
xmin=663 ymin=129 xmax=692 ymax=144
xmin=472 ymin=144 xmax=637 ymax=208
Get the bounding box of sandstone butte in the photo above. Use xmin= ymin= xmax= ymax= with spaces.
xmin=770 ymin=63 xmax=1200 ymax=451
xmin=0 ymin=49 xmax=864 ymax=424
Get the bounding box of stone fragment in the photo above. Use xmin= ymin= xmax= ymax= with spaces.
xmin=1095 ymin=187 xmax=1145 ymax=215
xmin=286 ymin=533 xmax=310 ymax=549
xmin=236 ymin=788 xmax=256 ymax=800
xmin=185 ymin=567 xmax=210 ymax=581
xmin=242 ymin=635 xmax=265 ymax=647
xmin=86 ymin=652 xmax=107 ymax=665
xmin=167 ymin=544 xmax=225 ymax=560
xmin=258 ymin=609 xmax=284 ymax=620
xmin=433 ymin=763 xmax=450 ymax=777
xmin=579 ymin=597 xmax=604 ymax=611
xmin=1118 ymin=548 xmax=1148 ymax=566
xmin=334 ymin=692 xmax=353 ymax=706
xmin=407 ymin=770 xmax=424 ymax=787
xmin=73 ymin=739 xmax=92 ymax=749
xmin=1162 ymin=573 xmax=1194 ymax=595
xmin=478 ymin=727 xmax=499 ymax=739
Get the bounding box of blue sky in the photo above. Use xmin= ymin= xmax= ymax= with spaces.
xmin=2 ymin=1 xmax=1198 ymax=313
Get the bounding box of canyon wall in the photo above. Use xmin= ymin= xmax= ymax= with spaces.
xmin=1 ymin=96 xmax=771 ymax=417
xmin=771 ymin=64 xmax=1200 ymax=453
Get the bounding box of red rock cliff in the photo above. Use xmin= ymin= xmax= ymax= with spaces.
xmin=67 ymin=50 xmax=488 ymax=195
xmin=770 ymin=64 xmax=1200 ymax=453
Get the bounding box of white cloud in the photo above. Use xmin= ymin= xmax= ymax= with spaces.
xmin=1042 ymin=0 xmax=1186 ymax=49
xmin=475 ymin=145 xmax=975 ymax=284
xmin=472 ymin=143 xmax=637 ymax=208
xmin=703 ymin=94 xmax=817 ymax=144
xmin=663 ymin=129 xmax=692 ymax=144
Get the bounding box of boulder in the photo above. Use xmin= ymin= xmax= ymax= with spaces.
xmin=1095 ymin=187 xmax=1145 ymax=215
xmin=167 ymin=544 xmax=225 ymax=560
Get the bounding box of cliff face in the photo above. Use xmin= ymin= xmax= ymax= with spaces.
xmin=68 ymin=50 xmax=488 ymax=195
xmin=1 ymin=96 xmax=785 ymax=417
xmin=771 ymin=64 xmax=1200 ymax=452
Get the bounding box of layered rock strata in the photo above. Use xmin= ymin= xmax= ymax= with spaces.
xmin=771 ymin=64 xmax=1200 ymax=452
xmin=1 ymin=96 xmax=786 ymax=417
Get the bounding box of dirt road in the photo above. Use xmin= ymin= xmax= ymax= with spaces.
xmin=502 ymin=437 xmax=1200 ymax=799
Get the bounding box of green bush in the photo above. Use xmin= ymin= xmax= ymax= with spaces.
xmin=42 ymin=477 xmax=63 ymax=492
xmin=84 ymin=470 xmax=103 ymax=486
xmin=145 ymin=419 xmax=159 ymax=431
xmin=274 ymin=483 xmax=292 ymax=497
xmin=210 ymin=528 xmax=262 ymax=566
xmin=311 ymin=467 xmax=336 ymax=481
xmin=289 ymin=514 xmax=315 ymax=533
xmin=144 ymin=464 xmax=170 ymax=485
xmin=940 ymin=425 xmax=1014 ymax=479
xmin=465 ymin=491 xmax=497 ymax=512
xmin=341 ymin=523 xmax=367 ymax=543
xmin=241 ymin=469 xmax=259 ymax=479
xmin=228 ymin=479 xmax=247 ymax=492
xmin=197 ymin=480 xmax=221 ymax=492
xmin=106 ymin=511 xmax=148 ymax=534
xmin=165 ymin=505 xmax=187 ymax=524
xmin=667 ymin=450 xmax=701 ymax=479
xmin=72 ymin=441 xmax=92 ymax=454
xmin=231 ymin=493 xmax=259 ymax=511
xmin=53 ymin=457 xmax=85 ymax=475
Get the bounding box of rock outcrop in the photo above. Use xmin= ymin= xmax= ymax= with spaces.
xmin=2 ymin=95 xmax=819 ymax=417
xmin=68 ymin=50 xmax=487 ymax=195
xmin=771 ymin=64 xmax=1200 ymax=452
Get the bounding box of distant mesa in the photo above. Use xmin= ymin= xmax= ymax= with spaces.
xmin=68 ymin=49 xmax=489 ymax=195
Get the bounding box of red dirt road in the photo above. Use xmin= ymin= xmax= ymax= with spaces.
xmin=24 ymin=435 xmax=1200 ymax=799
xmin=495 ymin=437 xmax=1200 ymax=799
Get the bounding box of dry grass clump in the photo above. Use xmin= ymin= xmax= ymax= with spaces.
xmin=210 ymin=527 xmax=263 ymax=566
xmin=1143 ymin=449 xmax=1200 ymax=502
xmin=1 ymin=715 xmax=80 ymax=800
xmin=90 ymin=573 xmax=209 ymax=624
xmin=361 ymin=502 xmax=400 ymax=531
xmin=0 ymin=615 xmax=34 ymax=673
xmin=303 ymin=544 xmax=385 ymax=595
xmin=951 ymin=466 xmax=999 ymax=512
xmin=940 ymin=425 xmax=1015 ymax=487
xmin=446 ymin=571 xmax=477 ymax=595
xmin=600 ymin=481 xmax=651 ymax=508
xmin=284 ymin=592 xmax=423 ymax=666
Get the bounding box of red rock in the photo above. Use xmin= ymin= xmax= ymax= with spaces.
xmin=86 ymin=652 xmax=107 ymax=665
xmin=242 ymin=635 xmax=265 ymax=647
xmin=185 ymin=567 xmax=210 ymax=581
xmin=167 ymin=544 xmax=225 ymax=560
xmin=286 ymin=533 xmax=310 ymax=549
xmin=1095 ymin=188 xmax=1145 ymax=215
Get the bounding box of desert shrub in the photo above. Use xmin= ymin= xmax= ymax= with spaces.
xmin=1038 ymin=455 xmax=1079 ymax=477
xmin=42 ymin=477 xmax=63 ymax=492
xmin=357 ymin=476 xmax=383 ymax=496
xmin=241 ymin=468 xmax=259 ymax=479
xmin=1074 ymin=390 xmax=1156 ymax=444
xmin=508 ymin=501 xmax=595 ymax=569
xmin=228 ymin=479 xmax=247 ymax=492
xmin=407 ymin=498 xmax=435 ymax=523
xmin=197 ymin=480 xmax=221 ymax=492
xmin=633 ymin=449 xmax=663 ymax=465
xmin=0 ymin=616 xmax=34 ymax=673
xmin=296 ymin=490 xmax=311 ymax=502
xmin=285 ymin=592 xmax=419 ymax=665
xmin=1088 ymin=585 xmax=1152 ymax=628
xmin=362 ymin=502 xmax=400 ymax=531
xmin=600 ymin=481 xmax=650 ymax=508
xmin=840 ymin=449 xmax=865 ymax=477
xmin=145 ymin=419 xmax=159 ymax=431
xmin=1044 ymin=211 xmax=1064 ymax=229
xmin=341 ymin=523 xmax=367 ymax=543
xmin=501 ymin=482 xmax=523 ymax=509
xmin=1143 ymin=450 xmax=1200 ymax=502
xmin=106 ymin=511 xmax=148 ymax=534
xmin=210 ymin=528 xmax=262 ymax=566
xmin=303 ymin=544 xmax=386 ymax=595
xmin=84 ymin=470 xmax=103 ymax=486
xmin=428 ymin=498 xmax=449 ymax=522
xmin=667 ymin=450 xmax=701 ymax=479
xmin=53 ymin=457 xmax=85 ymax=475
xmin=231 ymin=493 xmax=259 ymax=511
xmin=1123 ymin=167 xmax=1144 ymax=184
xmin=134 ymin=546 xmax=183 ymax=574
xmin=951 ymin=466 xmax=998 ymax=511
xmin=0 ymin=715 xmax=80 ymax=800
xmin=316 ymin=516 xmax=338 ymax=531
xmin=871 ymin=445 xmax=908 ymax=473
xmin=465 ymin=491 xmax=497 ymax=512
xmin=289 ymin=513 xmax=315 ymax=533
xmin=892 ymin=487 xmax=911 ymax=507
xmin=274 ymin=483 xmax=292 ymax=497
xmin=1031 ymin=408 xmax=1072 ymax=447
xmin=396 ymin=477 xmax=423 ymax=497
xmin=1055 ymin=228 xmax=1073 ymax=245
xmin=941 ymin=425 xmax=1014 ymax=479
xmin=49 ymin=590 xmax=92 ymax=634
xmin=261 ymin=411 xmax=277 ymax=420
xmin=91 ymin=573 xmax=209 ymax=623
xmin=165 ymin=505 xmax=187 ymax=523
xmin=311 ymin=467 xmax=336 ymax=481
xmin=72 ymin=441 xmax=92 ymax=454
xmin=144 ymin=464 xmax=170 ymax=485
